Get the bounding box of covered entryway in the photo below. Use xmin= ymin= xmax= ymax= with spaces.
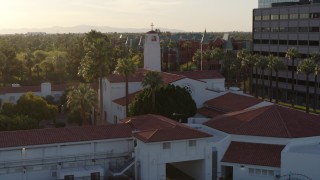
xmin=166 ymin=160 xmax=204 ymax=180
xmin=221 ymin=166 xmax=233 ymax=180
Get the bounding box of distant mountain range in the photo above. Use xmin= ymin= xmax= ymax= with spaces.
xmin=0 ymin=25 xmax=184 ymax=34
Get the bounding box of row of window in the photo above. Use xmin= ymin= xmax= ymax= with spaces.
xmin=254 ymin=13 xmax=320 ymax=21
xmin=249 ymin=168 xmax=275 ymax=177
xmin=253 ymin=74 xmax=318 ymax=87
xmin=254 ymin=26 xmax=320 ymax=33
xmin=253 ymin=39 xmax=320 ymax=46
xmin=162 ymin=140 xmax=197 ymax=150
xmin=253 ymin=51 xmax=309 ymax=58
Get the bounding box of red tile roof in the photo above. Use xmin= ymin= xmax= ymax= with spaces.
xmin=197 ymin=107 xmax=224 ymax=118
xmin=113 ymin=91 xmax=141 ymax=106
xmin=122 ymin=114 xmax=212 ymax=143
xmin=222 ymin=142 xmax=285 ymax=167
xmin=107 ymin=69 xmax=224 ymax=84
xmin=107 ymin=69 xmax=185 ymax=84
xmin=0 ymin=86 xmax=40 ymax=94
xmin=0 ymin=83 xmax=74 ymax=94
xmin=173 ymin=70 xmax=224 ymax=80
xmin=0 ymin=124 xmax=132 ymax=148
xmin=107 ymin=69 xmax=147 ymax=83
xmin=204 ymin=93 xmax=263 ymax=112
xmin=204 ymin=105 xmax=320 ymax=138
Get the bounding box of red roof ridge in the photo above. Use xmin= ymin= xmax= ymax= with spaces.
xmin=135 ymin=129 xmax=158 ymax=140
xmin=274 ymin=105 xmax=292 ymax=137
xmin=226 ymin=106 xmax=272 ymax=134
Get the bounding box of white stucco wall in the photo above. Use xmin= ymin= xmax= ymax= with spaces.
xmin=103 ymin=78 xmax=142 ymax=123
xmin=281 ymin=137 xmax=320 ymax=179
xmin=172 ymin=78 xmax=226 ymax=108
xmin=144 ymin=33 xmax=161 ymax=71
xmin=135 ymin=138 xmax=212 ymax=180
xmin=0 ymin=138 xmax=134 ymax=180
xmin=221 ymin=162 xmax=280 ymax=180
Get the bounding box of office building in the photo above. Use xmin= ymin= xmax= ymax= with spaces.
xmin=253 ymin=0 xmax=320 ymax=105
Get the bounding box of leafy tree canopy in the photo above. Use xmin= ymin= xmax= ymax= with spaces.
xmin=0 ymin=115 xmax=38 ymax=131
xmin=129 ymin=85 xmax=196 ymax=122
xmin=15 ymin=92 xmax=58 ymax=121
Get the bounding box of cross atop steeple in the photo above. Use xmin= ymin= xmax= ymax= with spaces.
xmin=151 ymin=23 xmax=154 ymax=31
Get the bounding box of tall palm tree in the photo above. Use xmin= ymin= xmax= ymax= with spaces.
xmin=142 ymin=71 xmax=164 ymax=112
xmin=237 ymin=49 xmax=250 ymax=93
xmin=253 ymin=54 xmax=261 ymax=97
xmin=256 ymin=56 xmax=269 ymax=99
xmin=115 ymin=58 xmax=137 ymax=117
xmin=285 ymin=47 xmax=299 ymax=106
xmin=23 ymin=51 xmax=34 ymax=80
xmin=297 ymin=58 xmax=315 ymax=113
xmin=182 ymin=41 xmax=193 ymax=70
xmin=272 ymin=57 xmax=285 ymax=103
xmin=267 ymin=54 xmax=276 ymax=102
xmin=311 ymin=53 xmax=320 ymax=111
xmin=67 ymin=84 xmax=97 ymax=125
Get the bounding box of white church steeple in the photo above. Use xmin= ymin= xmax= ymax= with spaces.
xmin=144 ymin=23 xmax=161 ymax=71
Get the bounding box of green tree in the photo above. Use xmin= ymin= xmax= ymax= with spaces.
xmin=272 ymin=57 xmax=285 ymax=103
xmin=256 ymin=55 xmax=269 ymax=99
xmin=15 ymin=92 xmax=58 ymax=121
xmin=267 ymin=54 xmax=276 ymax=102
xmin=67 ymin=84 xmax=97 ymax=125
xmin=237 ymin=49 xmax=250 ymax=93
xmin=129 ymin=85 xmax=196 ymax=122
xmin=297 ymin=58 xmax=315 ymax=113
xmin=114 ymin=58 xmax=137 ymax=117
xmin=182 ymin=41 xmax=193 ymax=70
xmin=311 ymin=53 xmax=320 ymax=111
xmin=79 ymin=30 xmax=113 ymax=122
xmin=0 ymin=115 xmax=38 ymax=131
xmin=142 ymin=71 xmax=164 ymax=112
xmin=209 ymin=48 xmax=223 ymax=70
xmin=285 ymin=48 xmax=299 ymax=106
xmin=23 ymin=51 xmax=34 ymax=80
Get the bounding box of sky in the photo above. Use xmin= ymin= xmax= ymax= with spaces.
xmin=0 ymin=0 xmax=257 ymax=32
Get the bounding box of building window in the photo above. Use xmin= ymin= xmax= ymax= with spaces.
xmin=289 ymin=13 xmax=298 ymax=19
xmin=262 ymin=15 xmax=270 ymax=20
xmin=271 ymin=27 xmax=279 ymax=32
xmin=309 ymin=41 xmax=319 ymax=46
xmin=249 ymin=168 xmax=275 ymax=177
xmin=298 ymin=40 xmax=308 ymax=46
xmin=163 ymin=142 xmax=171 ymax=150
xmin=300 ymin=13 xmax=309 ymax=19
xmin=279 ymin=40 xmax=287 ymax=45
xmin=189 ymin=140 xmax=196 ymax=147
xmin=271 ymin=14 xmax=279 ymax=20
xmin=280 ymin=14 xmax=288 ymax=20
xmin=299 ymin=27 xmax=309 ymax=32
xmin=310 ymin=13 xmax=320 ymax=19
xmin=288 ymin=27 xmax=298 ymax=32
xmin=254 ymin=16 xmax=262 ymax=21
xmin=254 ymin=27 xmax=261 ymax=32
xmin=261 ymin=27 xmax=270 ymax=32
xmin=270 ymin=40 xmax=278 ymax=44
xmin=151 ymin=36 xmax=157 ymax=41
xmin=288 ymin=40 xmax=297 ymax=45
xmin=310 ymin=27 xmax=320 ymax=32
